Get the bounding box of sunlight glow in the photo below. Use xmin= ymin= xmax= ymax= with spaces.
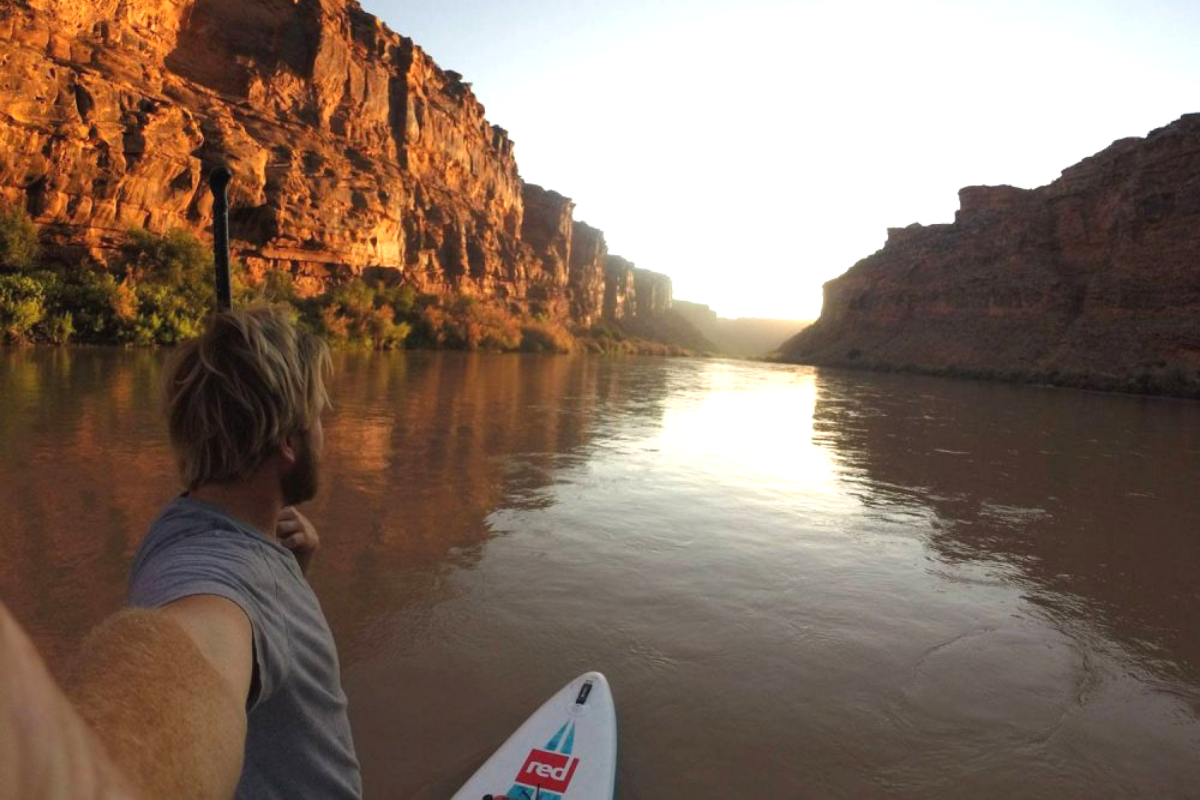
xmin=655 ymin=363 xmax=843 ymax=498
xmin=373 ymin=0 xmax=1200 ymax=319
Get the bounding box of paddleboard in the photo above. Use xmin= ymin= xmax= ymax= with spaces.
xmin=452 ymin=671 xmax=617 ymax=800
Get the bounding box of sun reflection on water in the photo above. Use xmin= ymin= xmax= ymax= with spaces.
xmin=654 ymin=361 xmax=844 ymax=500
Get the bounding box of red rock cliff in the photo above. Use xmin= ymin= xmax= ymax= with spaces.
xmin=568 ymin=220 xmax=606 ymax=326
xmin=602 ymin=255 xmax=636 ymax=321
xmin=0 ymin=0 xmax=668 ymax=324
xmin=780 ymin=114 xmax=1200 ymax=397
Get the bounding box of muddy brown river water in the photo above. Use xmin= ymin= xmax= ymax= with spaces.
xmin=2 ymin=348 xmax=1198 ymax=798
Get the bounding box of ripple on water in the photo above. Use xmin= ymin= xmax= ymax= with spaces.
xmin=897 ymin=627 xmax=1087 ymax=742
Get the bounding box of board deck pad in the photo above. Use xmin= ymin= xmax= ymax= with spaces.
xmin=453 ymin=671 xmax=617 ymax=800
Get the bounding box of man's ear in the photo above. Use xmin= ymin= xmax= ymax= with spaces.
xmin=278 ymin=433 xmax=299 ymax=468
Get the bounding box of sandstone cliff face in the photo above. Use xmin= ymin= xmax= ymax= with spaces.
xmin=782 ymin=114 xmax=1200 ymax=397
xmin=633 ymin=267 xmax=672 ymax=318
xmin=600 ymin=255 xmax=672 ymax=322
xmin=602 ymin=255 xmax=636 ymax=321
xmin=0 ymin=0 xmax=669 ymax=325
xmin=568 ymin=220 xmax=606 ymax=326
xmin=518 ymin=183 xmax=571 ymax=316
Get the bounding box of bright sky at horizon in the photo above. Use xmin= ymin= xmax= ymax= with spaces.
xmin=369 ymin=0 xmax=1199 ymax=320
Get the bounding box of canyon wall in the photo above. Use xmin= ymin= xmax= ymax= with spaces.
xmin=603 ymin=255 xmax=637 ymax=322
xmin=568 ymin=220 xmax=607 ymax=327
xmin=600 ymin=255 xmax=672 ymax=322
xmin=672 ymin=300 xmax=810 ymax=357
xmin=0 ymin=0 xmax=664 ymax=324
xmin=781 ymin=114 xmax=1200 ymax=397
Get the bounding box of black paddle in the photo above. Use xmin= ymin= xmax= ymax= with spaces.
xmin=209 ymin=166 xmax=233 ymax=311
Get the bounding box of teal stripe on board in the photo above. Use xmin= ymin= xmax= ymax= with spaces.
xmin=508 ymin=785 xmax=562 ymax=800
xmin=546 ymin=721 xmax=569 ymax=751
xmin=563 ymin=723 xmax=576 ymax=756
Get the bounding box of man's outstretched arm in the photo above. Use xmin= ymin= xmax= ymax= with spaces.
xmin=1 ymin=597 xmax=252 ymax=800
xmin=0 ymin=603 xmax=135 ymax=799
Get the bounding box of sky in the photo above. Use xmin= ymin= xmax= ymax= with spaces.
xmin=367 ymin=0 xmax=1200 ymax=320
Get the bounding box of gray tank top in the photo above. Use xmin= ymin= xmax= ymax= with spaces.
xmin=129 ymin=496 xmax=363 ymax=799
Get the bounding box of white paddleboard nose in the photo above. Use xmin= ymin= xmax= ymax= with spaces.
xmin=453 ymin=670 xmax=618 ymax=799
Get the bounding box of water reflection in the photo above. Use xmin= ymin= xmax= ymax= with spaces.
xmin=810 ymin=367 xmax=1200 ymax=683
xmin=4 ymin=350 xmax=1200 ymax=797
xmin=0 ymin=351 xmax=678 ymax=673
xmin=309 ymin=353 xmax=679 ymax=667
xmin=0 ymin=348 xmax=178 ymax=674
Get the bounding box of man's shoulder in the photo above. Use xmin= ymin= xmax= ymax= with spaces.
xmin=146 ymin=496 xmax=239 ymax=539
xmin=136 ymin=498 xmax=249 ymax=561
xmin=130 ymin=498 xmax=278 ymax=595
xmin=129 ymin=499 xmax=301 ymax=711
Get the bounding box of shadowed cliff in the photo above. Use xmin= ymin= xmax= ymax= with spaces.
xmin=780 ymin=114 xmax=1200 ymax=398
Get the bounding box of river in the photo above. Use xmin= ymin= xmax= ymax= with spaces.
xmin=2 ymin=348 xmax=1198 ymax=798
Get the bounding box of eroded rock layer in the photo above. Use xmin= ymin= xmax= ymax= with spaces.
xmin=781 ymin=114 xmax=1200 ymax=397
xmin=0 ymin=0 xmax=664 ymax=323
xmin=568 ymin=221 xmax=606 ymax=326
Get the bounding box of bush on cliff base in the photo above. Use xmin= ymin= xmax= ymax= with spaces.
xmin=312 ymin=277 xmax=411 ymax=350
xmin=416 ymin=295 xmax=522 ymax=351
xmin=0 ymin=205 xmax=39 ymax=273
xmin=0 ymin=215 xmax=700 ymax=358
xmin=520 ymin=319 xmax=575 ymax=354
xmin=0 ymin=274 xmax=46 ymax=342
xmin=108 ymin=227 xmax=230 ymax=344
xmin=0 ymin=225 xmax=228 ymax=345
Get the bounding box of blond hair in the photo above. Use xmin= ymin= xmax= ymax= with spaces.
xmin=164 ymin=306 xmax=331 ymax=489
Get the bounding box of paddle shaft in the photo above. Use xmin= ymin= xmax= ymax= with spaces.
xmin=209 ymin=167 xmax=233 ymax=311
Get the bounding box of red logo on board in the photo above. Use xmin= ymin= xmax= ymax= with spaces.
xmin=515 ymin=748 xmax=580 ymax=793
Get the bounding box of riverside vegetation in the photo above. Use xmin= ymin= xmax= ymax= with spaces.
xmin=0 ymin=206 xmax=692 ymax=355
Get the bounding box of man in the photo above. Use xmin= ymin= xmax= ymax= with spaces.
xmin=0 ymin=306 xmax=361 ymax=798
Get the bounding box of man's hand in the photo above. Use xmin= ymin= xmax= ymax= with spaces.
xmin=276 ymin=506 xmax=319 ymax=575
xmin=0 ymin=603 xmax=138 ymax=799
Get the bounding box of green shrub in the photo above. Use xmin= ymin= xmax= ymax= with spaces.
xmin=315 ymin=277 xmax=410 ymax=349
xmin=120 ymin=227 xmax=214 ymax=307
xmin=115 ymin=227 xmax=247 ymax=344
xmin=0 ymin=224 xmax=582 ymax=356
xmin=520 ymin=319 xmax=575 ymax=353
xmin=132 ymin=281 xmax=209 ymax=344
xmin=0 ymin=274 xmax=45 ymax=342
xmin=0 ymin=205 xmax=39 ymax=272
xmin=417 ymin=296 xmax=522 ymax=351
xmin=255 ymin=268 xmax=298 ymax=305
xmin=368 ymin=305 xmax=411 ymax=350
xmin=46 ymin=269 xmax=124 ymax=342
xmin=376 ymin=282 xmax=416 ymax=316
xmin=42 ymin=311 xmax=74 ymax=344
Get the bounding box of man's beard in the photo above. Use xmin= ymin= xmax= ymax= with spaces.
xmin=281 ymin=433 xmax=319 ymax=506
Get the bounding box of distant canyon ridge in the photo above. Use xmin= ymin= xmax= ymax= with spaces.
xmin=672 ymin=301 xmax=809 ymax=358
xmin=781 ymin=114 xmax=1200 ymax=398
xmin=0 ymin=0 xmax=674 ymax=328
